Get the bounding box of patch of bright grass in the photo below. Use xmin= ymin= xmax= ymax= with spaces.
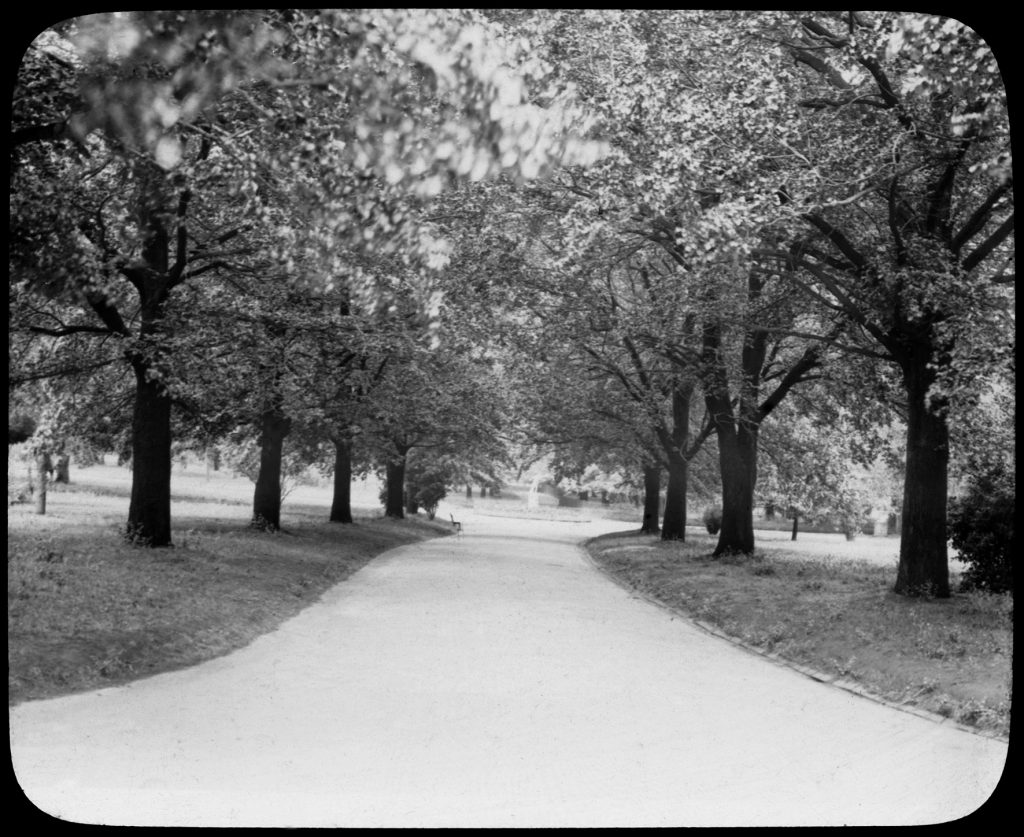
xmin=8 ymin=470 xmax=449 ymax=705
xmin=586 ymin=530 xmax=1012 ymax=739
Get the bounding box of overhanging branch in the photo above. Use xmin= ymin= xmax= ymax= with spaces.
xmin=962 ymin=213 xmax=1014 ymax=273
xmin=952 ymin=180 xmax=1013 ymax=253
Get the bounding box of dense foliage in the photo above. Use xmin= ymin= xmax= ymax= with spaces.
xmin=948 ymin=464 xmax=1015 ymax=594
xmin=8 ymin=10 xmax=1013 ymax=598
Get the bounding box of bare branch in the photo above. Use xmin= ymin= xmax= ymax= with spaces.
xmin=797 ymin=94 xmax=891 ymax=111
xmin=962 ymin=213 xmax=1014 ymax=273
xmin=181 ymin=260 xmax=233 ymax=281
xmin=82 ymin=291 xmax=131 ymax=336
xmin=168 ymin=188 xmax=192 ymax=285
xmin=11 ymin=119 xmax=90 ymax=154
xmin=800 ymin=17 xmax=848 ymax=48
xmin=28 ymin=324 xmax=117 ymax=337
xmin=755 ymin=319 xmax=846 ymax=423
xmin=952 ymin=180 xmax=1014 ymax=254
xmin=888 ymin=176 xmax=906 ymax=265
xmin=801 ymin=213 xmax=869 ymax=270
xmin=854 ymin=53 xmax=900 ymax=109
xmin=683 ymin=414 xmax=716 ymax=461
xmin=789 ymin=46 xmax=852 ymax=91
xmin=793 ymin=257 xmax=893 ymax=352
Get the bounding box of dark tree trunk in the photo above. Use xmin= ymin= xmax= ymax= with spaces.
xmin=661 ymin=456 xmax=688 ymax=540
xmin=127 ymin=363 xmax=174 ymax=545
xmin=384 ymin=449 xmax=408 ymax=518
xmin=329 ymin=438 xmax=353 ymax=523
xmin=640 ymin=465 xmax=661 ymax=534
xmin=466 ymin=484 xmax=472 ymax=499
xmin=659 ymin=383 xmax=694 ymax=542
xmin=791 ymin=513 xmax=799 ymax=541
xmin=894 ymin=351 xmax=950 ymax=597
xmin=124 ymin=166 xmax=177 ymax=547
xmin=713 ymin=423 xmax=757 ymax=555
xmin=702 ymin=312 xmax=767 ymax=557
xmin=53 ymin=453 xmax=70 ymax=484
xmin=252 ymin=406 xmax=291 ymax=531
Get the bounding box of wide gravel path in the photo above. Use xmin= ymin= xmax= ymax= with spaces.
xmin=10 ymin=509 xmax=1008 ymax=827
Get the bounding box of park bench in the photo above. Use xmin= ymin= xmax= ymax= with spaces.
xmin=450 ymin=513 xmax=462 ymax=536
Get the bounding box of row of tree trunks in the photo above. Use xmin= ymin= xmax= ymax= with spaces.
xmin=637 ymin=349 xmax=950 ymax=597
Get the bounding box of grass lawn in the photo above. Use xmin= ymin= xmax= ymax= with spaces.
xmin=8 ymin=458 xmax=450 ymax=705
xmin=585 ymin=529 xmax=1012 ymax=739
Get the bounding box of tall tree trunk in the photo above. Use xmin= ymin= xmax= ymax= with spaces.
xmin=33 ymin=451 xmax=51 ymax=515
xmin=713 ymin=423 xmax=757 ymax=555
xmin=125 ymin=164 xmax=176 ymax=547
xmin=661 ymin=455 xmax=688 ymax=540
xmin=640 ymin=464 xmax=661 ymax=534
xmin=252 ymin=406 xmax=291 ymax=530
xmin=384 ymin=446 xmax=409 ymax=518
xmin=894 ymin=351 xmax=950 ymax=597
xmin=329 ymin=438 xmax=354 ymax=524
xmin=702 ymin=311 xmax=767 ymax=557
xmin=659 ymin=383 xmax=694 ymax=541
xmin=127 ymin=362 xmax=173 ymax=545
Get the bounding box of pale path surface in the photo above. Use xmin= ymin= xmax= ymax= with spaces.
xmin=10 ymin=508 xmax=1008 ymax=827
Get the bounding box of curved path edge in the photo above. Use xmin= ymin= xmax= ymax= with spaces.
xmin=578 ymin=534 xmax=1008 ymax=743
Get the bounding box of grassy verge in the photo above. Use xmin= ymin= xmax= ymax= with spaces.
xmin=8 ymin=469 xmax=450 ymax=705
xmin=586 ymin=530 xmax=1012 ymax=740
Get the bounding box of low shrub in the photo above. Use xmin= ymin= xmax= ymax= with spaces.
xmin=948 ymin=463 xmax=1014 ymax=594
xmin=703 ymin=506 xmax=722 ymax=535
xmin=413 ymin=481 xmax=448 ymax=520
